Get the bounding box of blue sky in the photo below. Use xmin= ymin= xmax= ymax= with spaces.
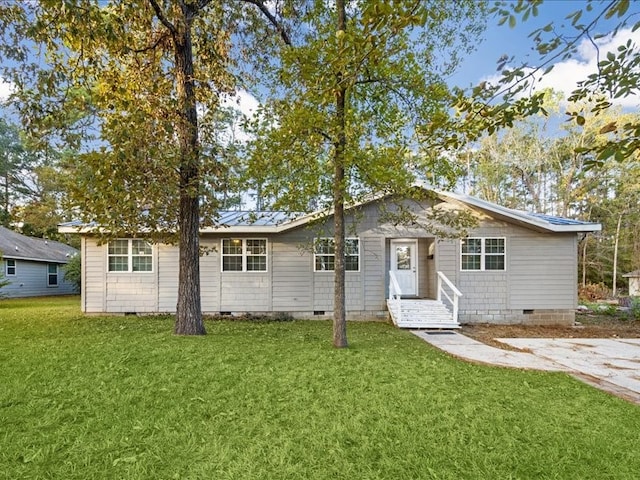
xmin=449 ymin=0 xmax=640 ymax=109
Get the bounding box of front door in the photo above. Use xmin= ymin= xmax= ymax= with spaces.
xmin=391 ymin=240 xmax=418 ymax=296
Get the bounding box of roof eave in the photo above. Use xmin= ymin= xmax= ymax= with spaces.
xmin=3 ymin=254 xmax=72 ymax=263
xmin=436 ymin=190 xmax=601 ymax=234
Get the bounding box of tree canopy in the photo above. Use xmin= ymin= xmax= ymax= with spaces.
xmin=246 ymin=0 xmax=485 ymax=346
xmin=428 ymin=0 xmax=640 ymax=164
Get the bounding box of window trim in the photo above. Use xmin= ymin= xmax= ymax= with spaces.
xmin=313 ymin=237 xmax=360 ymax=272
xmin=221 ymin=238 xmax=268 ymax=273
xmin=107 ymin=239 xmax=154 ymax=273
xmin=460 ymin=237 xmax=506 ymax=272
xmin=47 ymin=263 xmax=58 ymax=287
xmin=6 ymin=259 xmax=16 ymax=276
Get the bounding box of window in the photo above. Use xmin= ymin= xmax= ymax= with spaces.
xmin=47 ymin=263 xmax=58 ymax=287
xmin=6 ymin=259 xmax=16 ymax=276
xmin=314 ymin=238 xmax=360 ymax=272
xmin=222 ymin=239 xmax=267 ymax=272
xmin=108 ymin=239 xmax=153 ymax=272
xmin=461 ymin=237 xmax=505 ymax=271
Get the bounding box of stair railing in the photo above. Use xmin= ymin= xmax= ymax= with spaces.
xmin=436 ymin=271 xmax=463 ymax=324
xmin=388 ymin=271 xmax=402 ymax=324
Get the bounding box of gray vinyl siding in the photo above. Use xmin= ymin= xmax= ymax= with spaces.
xmin=456 ymin=222 xmax=509 ymax=312
xmin=362 ymin=236 xmax=385 ymax=310
xmin=271 ymin=231 xmax=312 ymax=312
xmin=447 ymin=220 xmax=579 ymax=317
xmin=435 ymin=239 xmax=456 ymax=280
xmin=1 ymin=258 xmax=76 ymax=298
xmin=157 ymin=243 xmax=178 ymax=312
xmin=83 ymin=237 xmax=105 ymax=312
xmin=508 ymin=233 xmax=577 ymax=309
xmin=84 ymin=237 xmax=156 ymax=313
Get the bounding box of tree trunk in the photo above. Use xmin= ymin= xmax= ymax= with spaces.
xmin=172 ymin=6 xmax=205 ymax=335
xmin=332 ymin=0 xmax=348 ymax=348
xmin=582 ymin=234 xmax=588 ymax=288
xmin=612 ymin=212 xmax=623 ymax=298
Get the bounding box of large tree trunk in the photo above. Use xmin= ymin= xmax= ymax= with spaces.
xmin=172 ymin=6 xmax=205 ymax=335
xmin=612 ymin=212 xmax=623 ymax=298
xmin=332 ymin=0 xmax=348 ymax=348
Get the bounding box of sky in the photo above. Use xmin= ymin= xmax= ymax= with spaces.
xmin=449 ymin=0 xmax=640 ymax=110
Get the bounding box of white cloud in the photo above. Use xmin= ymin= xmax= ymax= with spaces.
xmin=220 ymin=89 xmax=260 ymax=120
xmin=0 ymin=78 xmax=15 ymax=102
xmin=483 ymin=28 xmax=640 ymax=109
xmin=218 ymin=89 xmax=262 ymax=143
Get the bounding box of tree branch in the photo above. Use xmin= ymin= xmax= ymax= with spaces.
xmin=240 ymin=0 xmax=291 ymax=46
xmin=148 ymin=0 xmax=177 ymax=36
xmin=131 ymin=31 xmax=170 ymax=53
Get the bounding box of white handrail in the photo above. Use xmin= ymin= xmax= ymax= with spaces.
xmin=388 ymin=270 xmax=402 ymax=300
xmin=437 ymin=271 xmax=463 ymax=324
xmin=388 ymin=271 xmax=403 ymax=324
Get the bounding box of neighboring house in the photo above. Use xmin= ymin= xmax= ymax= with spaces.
xmin=58 ymin=187 xmax=600 ymax=327
xmin=0 ymin=226 xmax=79 ymax=298
xmin=623 ymin=270 xmax=640 ymax=296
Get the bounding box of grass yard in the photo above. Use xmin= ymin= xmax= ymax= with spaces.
xmin=1 ymin=297 xmax=639 ymax=479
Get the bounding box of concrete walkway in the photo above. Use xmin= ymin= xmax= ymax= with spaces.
xmin=412 ymin=330 xmax=640 ymax=404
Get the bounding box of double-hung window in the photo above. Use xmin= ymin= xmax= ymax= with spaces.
xmin=6 ymin=259 xmax=16 ymax=276
xmin=222 ymin=239 xmax=267 ymax=272
xmin=47 ymin=263 xmax=58 ymax=286
xmin=314 ymin=238 xmax=360 ymax=272
xmin=108 ymin=239 xmax=153 ymax=272
xmin=461 ymin=237 xmax=505 ymax=271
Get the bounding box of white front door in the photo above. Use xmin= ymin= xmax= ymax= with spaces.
xmin=391 ymin=240 xmax=418 ymax=296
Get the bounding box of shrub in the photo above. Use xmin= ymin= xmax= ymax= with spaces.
xmin=63 ymin=254 xmax=81 ymax=292
xmin=629 ymin=297 xmax=640 ymax=320
xmin=578 ymin=282 xmax=609 ymax=302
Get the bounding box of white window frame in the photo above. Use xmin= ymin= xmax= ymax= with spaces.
xmin=47 ymin=263 xmax=59 ymax=287
xmin=6 ymin=259 xmax=16 ymax=276
xmin=313 ymin=237 xmax=360 ymax=272
xmin=460 ymin=237 xmax=506 ymax=271
xmin=107 ymin=239 xmax=153 ymax=273
xmin=221 ymin=238 xmax=268 ymax=272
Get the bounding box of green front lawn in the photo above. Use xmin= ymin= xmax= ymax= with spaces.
xmin=1 ymin=296 xmax=638 ymax=479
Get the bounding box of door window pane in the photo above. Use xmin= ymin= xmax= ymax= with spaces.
xmin=396 ymin=246 xmax=411 ymax=270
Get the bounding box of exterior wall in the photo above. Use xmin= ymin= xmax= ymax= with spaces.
xmin=80 ymin=198 xmax=582 ymax=325
xmin=83 ymin=236 xmax=105 ymax=311
xmin=628 ymin=277 xmax=640 ymax=296
xmin=2 ymin=258 xmax=76 ymax=298
xmin=443 ymin=220 xmax=579 ymax=326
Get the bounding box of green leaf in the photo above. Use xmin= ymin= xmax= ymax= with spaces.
xmin=617 ymin=0 xmax=630 ymax=17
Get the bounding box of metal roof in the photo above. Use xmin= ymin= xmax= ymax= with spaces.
xmin=527 ymin=213 xmax=595 ymax=226
xmin=0 ymin=226 xmax=78 ymax=263
xmin=58 ymin=185 xmax=602 ymax=235
xmin=215 ymin=211 xmax=303 ymax=227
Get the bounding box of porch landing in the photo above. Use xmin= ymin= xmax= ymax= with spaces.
xmin=387 ymin=299 xmax=460 ymax=329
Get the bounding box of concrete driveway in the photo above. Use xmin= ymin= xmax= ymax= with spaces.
xmin=412 ymin=331 xmax=640 ymax=403
xmin=499 ymin=338 xmax=640 ymax=402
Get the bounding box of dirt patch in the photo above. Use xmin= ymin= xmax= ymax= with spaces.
xmin=461 ymin=313 xmax=640 ymax=351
